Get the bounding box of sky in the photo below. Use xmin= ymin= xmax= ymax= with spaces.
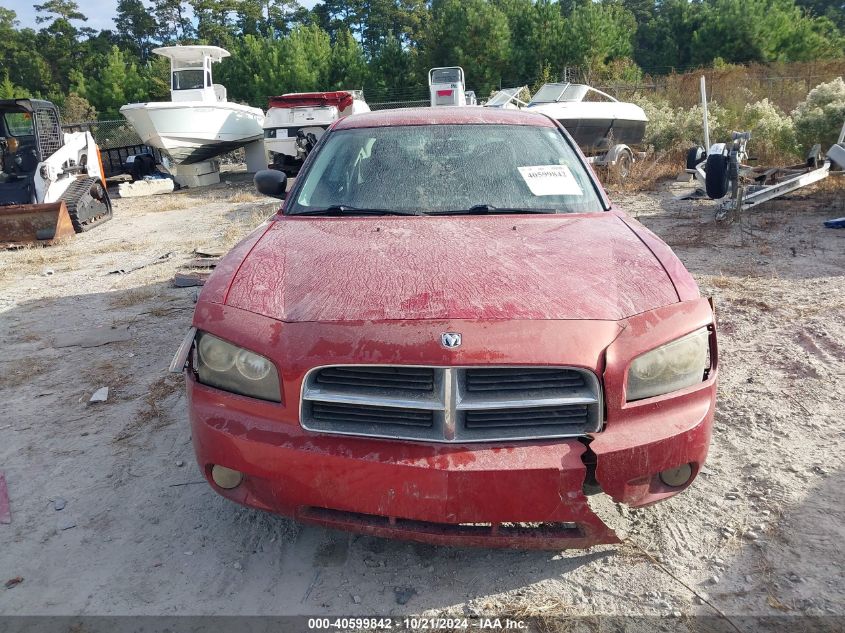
xmin=11 ymin=0 xmax=321 ymax=32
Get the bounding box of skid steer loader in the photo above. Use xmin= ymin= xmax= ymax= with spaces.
xmin=0 ymin=99 xmax=112 ymax=246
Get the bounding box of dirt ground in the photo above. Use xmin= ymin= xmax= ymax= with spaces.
xmin=1 ymin=167 xmax=843 ymax=621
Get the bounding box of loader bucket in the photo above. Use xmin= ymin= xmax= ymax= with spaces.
xmin=0 ymin=202 xmax=76 ymax=248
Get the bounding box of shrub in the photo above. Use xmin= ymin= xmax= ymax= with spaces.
xmin=739 ymin=98 xmax=798 ymax=163
xmin=61 ymin=93 xmax=98 ymax=124
xmin=635 ymin=94 xmax=729 ymax=153
xmin=791 ymin=77 xmax=845 ymax=153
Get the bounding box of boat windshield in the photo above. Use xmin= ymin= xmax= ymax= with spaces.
xmin=530 ymin=83 xmax=590 ymax=104
xmin=486 ymin=87 xmax=523 ymax=107
xmin=288 ymin=124 xmax=604 ymax=216
xmin=172 ymin=69 xmax=207 ymax=90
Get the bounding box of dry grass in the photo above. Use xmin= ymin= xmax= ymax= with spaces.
xmin=602 ymin=151 xmax=684 ymax=193
xmin=88 ymin=239 xmax=154 ymax=256
xmin=228 ymin=190 xmax=264 ymax=203
xmin=146 ymin=194 xmax=197 ymax=213
xmin=0 ymin=357 xmax=50 ymax=389
xmin=708 ymin=274 xmax=740 ymax=290
xmin=114 ymin=374 xmax=182 ymax=442
xmin=108 ymin=286 xmax=160 ymax=308
xmin=220 ymin=206 xmax=273 ymax=247
xmin=79 ymin=360 xmax=136 ymax=406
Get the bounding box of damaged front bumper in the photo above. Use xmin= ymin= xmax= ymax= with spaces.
xmin=185 ymin=298 xmax=717 ymax=549
xmin=188 ymin=373 xmax=714 ymax=549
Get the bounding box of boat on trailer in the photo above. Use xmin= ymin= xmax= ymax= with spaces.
xmin=487 ymin=82 xmax=648 ymax=177
xmin=525 ymin=83 xmax=647 ymax=154
xmin=120 ymin=46 xmax=265 ymax=165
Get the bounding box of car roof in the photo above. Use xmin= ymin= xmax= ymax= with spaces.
xmin=333 ymin=106 xmax=557 ymax=130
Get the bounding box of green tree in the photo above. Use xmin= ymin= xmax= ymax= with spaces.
xmin=563 ymin=1 xmax=637 ymax=80
xmin=427 ymin=0 xmax=511 ymax=97
xmin=34 ymin=0 xmax=92 ymax=92
xmin=0 ymin=71 xmax=22 ymax=99
xmin=280 ymin=23 xmax=332 ymax=91
xmin=369 ymin=33 xmax=417 ymax=99
xmin=634 ymin=0 xmax=704 ymax=71
xmin=34 ymin=0 xmax=86 ymax=23
xmin=235 ymin=0 xmax=306 ymax=37
xmin=191 ymin=0 xmax=238 ymax=47
xmin=492 ymin=0 xmax=542 ymax=83
xmin=527 ymin=0 xmax=569 ymax=81
xmin=61 ymin=92 xmax=98 ymax=122
xmin=796 ymin=0 xmax=845 ymax=30
xmin=115 ymin=0 xmax=158 ymax=60
xmin=328 ymin=29 xmax=369 ymax=89
xmin=76 ymin=46 xmax=148 ymax=117
xmin=693 ymin=0 xmax=845 ymax=64
xmin=154 ymin=0 xmax=194 ymax=42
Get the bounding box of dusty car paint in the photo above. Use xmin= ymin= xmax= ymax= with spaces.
xmin=223 ymin=214 xmax=680 ymax=322
xmin=183 ymin=107 xmax=718 ymax=549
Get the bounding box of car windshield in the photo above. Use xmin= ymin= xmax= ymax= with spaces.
xmin=289 ymin=124 xmax=603 ymax=215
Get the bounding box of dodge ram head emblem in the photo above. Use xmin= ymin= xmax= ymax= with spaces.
xmin=441 ymin=332 xmax=462 ymax=349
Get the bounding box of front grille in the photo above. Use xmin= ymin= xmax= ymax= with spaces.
xmin=301 ymin=365 xmax=602 ymax=442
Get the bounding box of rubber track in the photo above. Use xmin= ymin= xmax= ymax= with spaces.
xmin=60 ymin=177 xmax=111 ymax=232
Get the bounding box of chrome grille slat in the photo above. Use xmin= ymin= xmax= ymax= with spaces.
xmin=301 ymin=365 xmax=603 ymax=442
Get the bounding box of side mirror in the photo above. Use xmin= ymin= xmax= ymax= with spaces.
xmin=254 ymin=169 xmax=287 ymax=199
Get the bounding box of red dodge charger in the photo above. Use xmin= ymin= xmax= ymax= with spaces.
xmin=171 ymin=107 xmax=718 ymax=549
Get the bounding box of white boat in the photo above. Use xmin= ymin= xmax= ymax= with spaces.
xmin=524 ymin=83 xmax=648 ymax=154
xmin=120 ymin=46 xmax=265 ymax=165
xmin=264 ymin=90 xmax=369 ymax=173
xmin=428 ymin=67 xmax=468 ymax=107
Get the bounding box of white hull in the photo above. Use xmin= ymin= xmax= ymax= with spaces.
xmin=263 ymin=95 xmax=370 ymax=161
xmin=120 ymin=101 xmax=265 ymax=164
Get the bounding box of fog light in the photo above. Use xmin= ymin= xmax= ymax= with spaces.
xmin=659 ymin=463 xmax=693 ymax=487
xmin=211 ymin=465 xmax=243 ymax=489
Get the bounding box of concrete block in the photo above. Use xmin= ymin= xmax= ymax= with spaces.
xmin=118 ymin=178 xmax=175 ymax=197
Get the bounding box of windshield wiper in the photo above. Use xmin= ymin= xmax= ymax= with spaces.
xmin=294 ymin=205 xmax=418 ymax=216
xmin=428 ymin=204 xmax=558 ymax=216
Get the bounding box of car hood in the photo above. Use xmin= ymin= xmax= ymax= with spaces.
xmin=223 ymin=213 xmax=680 ymax=322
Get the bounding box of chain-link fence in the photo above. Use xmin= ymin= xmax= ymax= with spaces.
xmin=368 ymin=99 xmax=429 ymax=110
xmin=63 ymin=119 xmax=143 ymax=149
xmin=63 ymin=119 xmax=163 ymax=178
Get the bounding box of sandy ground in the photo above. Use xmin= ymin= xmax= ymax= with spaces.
xmin=0 ymin=167 xmax=843 ymax=621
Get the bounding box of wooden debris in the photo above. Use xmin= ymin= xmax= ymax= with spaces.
xmin=194 ymin=247 xmax=225 ymax=258
xmin=184 ymin=258 xmax=219 ymax=269
xmin=173 ymin=271 xmax=212 ymax=287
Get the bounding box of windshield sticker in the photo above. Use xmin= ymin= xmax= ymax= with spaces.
xmin=518 ymin=165 xmax=583 ymax=196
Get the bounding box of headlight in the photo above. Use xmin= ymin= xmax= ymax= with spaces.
xmin=195 ymin=332 xmax=281 ymax=402
xmin=627 ymin=327 xmax=710 ymax=401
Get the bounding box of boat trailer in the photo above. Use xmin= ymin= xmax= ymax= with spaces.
xmin=683 ymin=78 xmax=845 ymax=221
